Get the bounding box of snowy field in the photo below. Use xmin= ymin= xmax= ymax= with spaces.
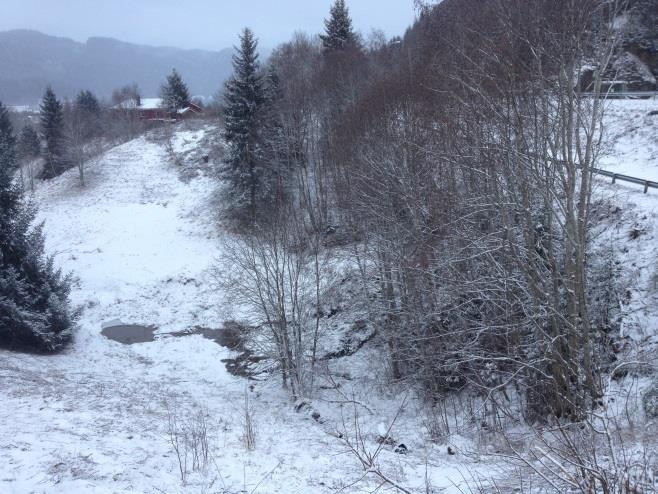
xmin=1 ymin=97 xmax=658 ymax=493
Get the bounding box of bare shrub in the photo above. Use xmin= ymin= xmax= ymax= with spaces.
xmin=160 ymin=121 xmax=183 ymax=166
xmin=422 ymin=400 xmax=453 ymax=443
xmin=472 ymin=404 xmax=657 ymax=493
xmin=216 ymin=204 xmax=327 ymax=399
xmin=242 ymin=389 xmax=257 ymax=451
xmin=166 ymin=402 xmax=212 ymax=484
xmin=333 ymin=395 xmax=412 ymax=493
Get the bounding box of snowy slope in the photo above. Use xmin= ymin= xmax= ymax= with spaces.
xmin=0 ymin=125 xmax=474 ymax=494
xmin=592 ymin=98 xmax=658 ymax=417
xmin=597 ymin=98 xmax=658 ymax=346
xmin=1 ymin=98 xmax=657 ymax=493
xmin=600 ymin=98 xmax=658 ymax=181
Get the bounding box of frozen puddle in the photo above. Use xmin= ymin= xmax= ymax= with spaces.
xmin=101 ymin=320 xmax=268 ymax=379
xmin=100 ymin=320 xmax=225 ymax=346
xmin=167 ymin=325 xmax=268 ymax=379
xmin=101 ymin=321 xmax=156 ymax=344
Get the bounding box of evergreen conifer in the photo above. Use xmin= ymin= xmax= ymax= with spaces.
xmin=39 ymin=87 xmax=67 ymax=178
xmin=161 ymin=69 xmax=191 ymax=112
xmin=17 ymin=126 xmax=41 ymax=161
xmin=222 ymin=28 xmax=267 ymax=222
xmin=0 ymin=102 xmax=74 ymax=352
xmin=320 ymin=0 xmax=358 ymax=51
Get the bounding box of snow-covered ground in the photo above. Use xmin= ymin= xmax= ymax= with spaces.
xmin=600 ymin=98 xmax=658 ymax=181
xmin=1 ymin=97 xmax=657 ymax=493
xmin=0 ymin=124 xmax=472 ymax=493
xmin=592 ymin=97 xmax=658 ymax=411
xmin=597 ymin=98 xmax=658 ymax=342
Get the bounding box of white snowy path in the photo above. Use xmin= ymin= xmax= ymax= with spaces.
xmin=0 ymin=130 xmax=467 ymax=493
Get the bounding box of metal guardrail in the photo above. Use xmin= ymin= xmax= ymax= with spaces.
xmin=580 ymin=91 xmax=658 ymax=100
xmin=545 ymin=155 xmax=657 ymax=194
xmin=590 ymin=167 xmax=658 ymax=193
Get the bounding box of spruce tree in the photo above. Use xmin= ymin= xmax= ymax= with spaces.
xmin=75 ymin=90 xmax=102 ymax=139
xmin=161 ymin=69 xmax=191 ymax=112
xmin=39 ymin=87 xmax=67 ymax=178
xmin=222 ymin=28 xmax=267 ymax=222
xmin=320 ymin=0 xmax=358 ymax=51
xmin=76 ymin=90 xmax=101 ymax=116
xmin=0 ymin=102 xmax=74 ymax=352
xmin=17 ymin=126 xmax=41 ymax=161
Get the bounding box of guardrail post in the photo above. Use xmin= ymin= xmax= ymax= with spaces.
xmin=590 ymin=166 xmax=655 ymax=193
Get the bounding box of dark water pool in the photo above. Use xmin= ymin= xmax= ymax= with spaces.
xmin=101 ymin=324 xmax=156 ymax=344
xmin=100 ymin=321 xmax=266 ymax=379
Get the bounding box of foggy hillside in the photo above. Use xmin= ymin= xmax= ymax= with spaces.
xmin=0 ymin=30 xmax=233 ymax=104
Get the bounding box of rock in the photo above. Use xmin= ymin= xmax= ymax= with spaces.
xmin=447 ymin=446 xmax=456 ymax=455
xmin=629 ymin=227 xmax=645 ymax=240
xmin=394 ymin=443 xmax=408 ymax=454
xmin=321 ymin=321 xmax=377 ymax=360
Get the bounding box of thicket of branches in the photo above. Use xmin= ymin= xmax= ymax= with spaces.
xmin=220 ymin=0 xmax=635 ymax=423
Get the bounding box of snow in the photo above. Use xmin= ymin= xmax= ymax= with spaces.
xmin=139 ymin=98 xmax=164 ymax=110
xmin=592 ymin=98 xmax=658 ymax=421
xmin=32 ymin=133 xmax=218 ymax=326
xmin=600 ymin=98 xmax=658 ymax=182
xmin=1 ymin=98 xmax=657 ymax=493
xmin=0 ymin=124 xmax=480 ymax=493
xmin=7 ymin=105 xmax=36 ymax=113
xmin=112 ymin=98 xmax=163 ymax=110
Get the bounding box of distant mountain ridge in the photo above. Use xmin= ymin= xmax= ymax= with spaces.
xmin=0 ymin=30 xmax=233 ymax=105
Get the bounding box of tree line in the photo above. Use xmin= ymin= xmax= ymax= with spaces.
xmin=11 ymin=68 xmax=194 ymax=188
xmin=219 ymin=0 xmax=629 ymax=423
xmin=0 ymin=102 xmax=74 ymax=351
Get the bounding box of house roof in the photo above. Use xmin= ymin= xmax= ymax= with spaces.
xmin=112 ymin=97 xmax=163 ymax=110
xmin=113 ymin=97 xmax=203 ymax=114
xmin=140 ymin=98 xmax=163 ymax=110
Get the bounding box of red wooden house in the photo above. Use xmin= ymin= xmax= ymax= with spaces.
xmin=113 ymin=98 xmax=203 ymax=121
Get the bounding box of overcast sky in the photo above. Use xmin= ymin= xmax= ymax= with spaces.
xmin=0 ymin=0 xmax=417 ymax=51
